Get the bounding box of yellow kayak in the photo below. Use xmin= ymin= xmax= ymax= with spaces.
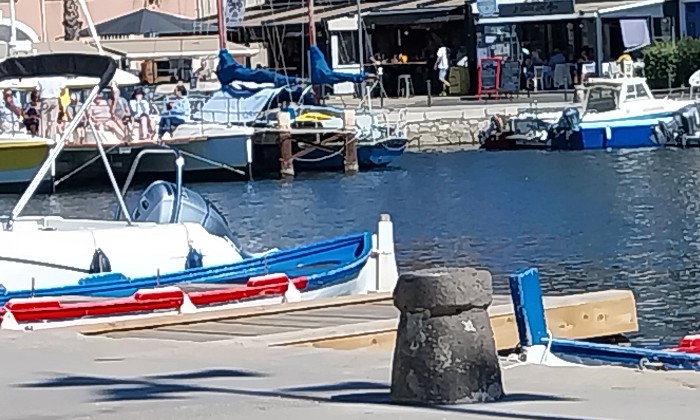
xmin=295 ymin=112 xmax=334 ymax=122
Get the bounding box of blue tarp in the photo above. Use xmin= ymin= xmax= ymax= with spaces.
xmin=195 ymin=83 xmax=313 ymax=124
xmin=309 ymin=45 xmax=365 ymax=85
xmin=216 ymin=49 xmax=300 ymax=88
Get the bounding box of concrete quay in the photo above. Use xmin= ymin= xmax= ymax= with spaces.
xmin=326 ymin=94 xmax=574 ymax=150
xmin=1 ymin=330 xmax=699 ymax=420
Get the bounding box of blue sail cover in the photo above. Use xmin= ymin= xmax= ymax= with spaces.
xmin=216 ymin=49 xmax=299 ymax=87
xmin=309 ymin=45 xmax=365 ymax=85
xmin=195 ymin=83 xmax=285 ymax=124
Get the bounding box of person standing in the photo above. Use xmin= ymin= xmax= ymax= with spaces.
xmin=434 ymin=45 xmax=451 ymax=96
xmin=37 ymin=77 xmax=65 ymax=140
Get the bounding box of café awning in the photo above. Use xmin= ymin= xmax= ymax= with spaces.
xmin=99 ymin=36 xmax=259 ymax=59
xmin=475 ymin=0 xmax=666 ymax=24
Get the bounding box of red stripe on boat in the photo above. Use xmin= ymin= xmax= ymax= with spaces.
xmin=670 ymin=335 xmax=700 ymax=354
xmin=2 ymin=276 xmax=308 ymax=323
xmin=246 ymin=273 xmax=290 ymax=288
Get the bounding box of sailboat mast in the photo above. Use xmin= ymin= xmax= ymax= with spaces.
xmin=216 ymin=0 xmax=227 ymax=49
xmin=307 ymin=0 xmax=316 ymax=46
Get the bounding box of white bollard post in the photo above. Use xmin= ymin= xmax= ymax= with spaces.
xmin=283 ymin=279 xmax=302 ymax=303
xmin=376 ymin=213 xmax=399 ymax=292
xmin=179 ymin=289 xmax=198 ymax=314
xmin=0 ymin=310 xmax=21 ymax=331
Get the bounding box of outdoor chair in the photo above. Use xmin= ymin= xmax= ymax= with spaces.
xmin=397 ymin=74 xmax=414 ymax=98
xmin=553 ymin=64 xmax=570 ymax=89
xmin=533 ymin=66 xmax=551 ymax=91
xmin=689 ymin=69 xmax=700 ymax=99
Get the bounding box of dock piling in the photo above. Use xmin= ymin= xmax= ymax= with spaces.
xmin=277 ymin=112 xmax=295 ymax=178
xmin=342 ymin=110 xmax=358 ymax=174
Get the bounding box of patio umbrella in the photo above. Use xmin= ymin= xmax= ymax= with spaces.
xmin=78 ymin=8 xmax=217 ymax=38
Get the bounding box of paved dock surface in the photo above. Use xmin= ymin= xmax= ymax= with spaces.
xmin=1 ymin=330 xmax=698 ymax=420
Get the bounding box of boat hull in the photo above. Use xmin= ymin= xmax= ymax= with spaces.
xmin=0 ymin=232 xmax=372 ymax=304
xmin=58 ymin=133 xmax=252 ymax=187
xmin=579 ymin=115 xmax=675 ymax=149
xmin=0 ymin=139 xmax=54 ymax=194
xmin=547 ymin=104 xmax=700 ymax=151
xmin=0 ymin=219 xmax=244 ymax=294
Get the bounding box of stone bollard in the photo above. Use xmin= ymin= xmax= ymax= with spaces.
xmin=390 ymin=267 xmax=504 ymax=404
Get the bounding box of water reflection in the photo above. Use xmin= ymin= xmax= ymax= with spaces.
xmin=2 ymin=149 xmax=700 ymax=346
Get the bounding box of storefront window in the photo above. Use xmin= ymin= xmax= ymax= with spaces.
xmin=337 ymin=32 xmax=359 ymax=65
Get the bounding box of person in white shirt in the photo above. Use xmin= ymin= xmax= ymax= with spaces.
xmin=434 ymin=45 xmax=451 ymax=96
xmin=37 ymin=77 xmax=65 ymax=140
xmin=129 ymin=88 xmax=154 ymax=141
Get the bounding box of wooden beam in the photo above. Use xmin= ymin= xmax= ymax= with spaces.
xmin=76 ymin=292 xmax=393 ymax=335
xmin=277 ymin=290 xmax=638 ymax=352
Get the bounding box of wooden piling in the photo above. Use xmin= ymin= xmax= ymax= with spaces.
xmin=343 ymin=110 xmax=358 ymax=174
xmin=277 ymin=111 xmax=294 ymax=178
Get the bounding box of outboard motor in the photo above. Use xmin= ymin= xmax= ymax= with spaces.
xmin=129 ymin=181 xmax=250 ymax=256
xmin=548 ymin=107 xmax=583 ymax=150
xmin=478 ymin=115 xmax=514 ymax=150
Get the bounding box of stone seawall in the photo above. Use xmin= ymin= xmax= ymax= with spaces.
xmin=380 ymin=103 xmax=570 ymax=150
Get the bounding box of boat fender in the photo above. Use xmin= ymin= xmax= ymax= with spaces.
xmin=185 ymin=245 xmax=204 ymax=270
xmin=89 ymin=248 xmax=112 ymax=274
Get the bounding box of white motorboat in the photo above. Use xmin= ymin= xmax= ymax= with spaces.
xmin=548 ymin=77 xmax=700 ymax=150
xmin=0 ymin=52 xmax=250 ymax=293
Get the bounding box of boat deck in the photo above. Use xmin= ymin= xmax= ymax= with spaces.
xmin=81 ymin=290 xmax=639 ymax=352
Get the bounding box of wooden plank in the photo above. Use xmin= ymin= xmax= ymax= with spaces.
xmin=255 ymin=290 xmax=639 ymax=352
xmin=76 ymin=292 xmax=393 ymax=335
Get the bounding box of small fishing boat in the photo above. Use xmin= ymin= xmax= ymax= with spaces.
xmin=0 ymin=231 xmax=373 ymax=304
xmin=481 ymin=78 xmax=700 ymax=151
xmin=549 ymin=78 xmax=700 ymax=150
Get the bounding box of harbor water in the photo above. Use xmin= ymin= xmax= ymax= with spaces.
xmin=2 ymin=149 xmax=700 ymax=347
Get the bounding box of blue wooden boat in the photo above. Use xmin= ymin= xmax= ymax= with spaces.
xmin=0 ymin=232 xmax=371 ymax=305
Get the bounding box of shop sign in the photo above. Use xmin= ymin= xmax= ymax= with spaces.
xmin=476 ymin=0 xmax=499 ymax=17
xmin=498 ymin=0 xmax=574 ymax=17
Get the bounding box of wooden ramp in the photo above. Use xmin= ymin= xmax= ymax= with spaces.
xmin=86 ymin=290 xmax=639 ymax=352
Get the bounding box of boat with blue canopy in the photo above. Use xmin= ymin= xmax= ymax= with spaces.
xmin=173 ymin=45 xmax=408 ymax=172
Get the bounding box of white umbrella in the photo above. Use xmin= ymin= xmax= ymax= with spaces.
xmin=0 ymin=69 xmax=140 ymax=90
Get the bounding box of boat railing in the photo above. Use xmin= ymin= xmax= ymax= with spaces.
xmin=113 ymin=147 xmax=185 ymax=222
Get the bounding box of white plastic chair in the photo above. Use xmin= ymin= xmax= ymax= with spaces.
xmin=552 ymin=64 xmax=570 ymax=89
xmin=689 ymin=69 xmax=700 ymax=99
xmin=622 ymin=61 xmax=634 ymax=78
xmin=605 ymin=62 xmax=620 ymax=78
xmin=533 ymin=66 xmax=545 ymax=91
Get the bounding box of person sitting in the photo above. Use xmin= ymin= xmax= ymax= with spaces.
xmin=129 ymin=88 xmax=154 ymax=141
xmin=193 ymin=60 xmax=212 ymax=82
xmin=22 ymin=90 xmax=41 ymax=136
xmin=89 ymin=94 xmax=125 ymax=142
xmin=64 ymin=93 xmax=86 ymax=144
xmin=0 ymin=89 xmax=22 ymax=134
xmin=108 ymin=88 xmax=132 ymax=141
xmin=158 ymin=85 xmax=190 ymax=139
xmin=548 ymin=49 xmax=566 ymax=67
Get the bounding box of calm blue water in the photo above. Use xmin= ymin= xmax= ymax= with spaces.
xmin=2 ymin=149 xmax=700 ymax=346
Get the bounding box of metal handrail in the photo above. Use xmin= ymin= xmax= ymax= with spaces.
xmin=113 ymin=147 xmax=185 ymax=222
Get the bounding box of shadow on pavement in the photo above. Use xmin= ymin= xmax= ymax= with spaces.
xmin=16 ymin=369 xmax=588 ymax=420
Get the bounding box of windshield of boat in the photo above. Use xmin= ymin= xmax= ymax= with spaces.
xmin=624 ymin=83 xmax=652 ymax=102
xmin=585 ymin=86 xmax=619 ymax=114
